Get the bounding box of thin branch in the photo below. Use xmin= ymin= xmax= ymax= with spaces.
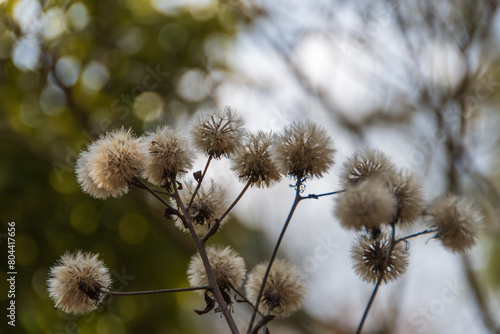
xmin=247 ymin=178 xmax=303 ymax=333
xmin=301 ymin=189 xmax=345 ymax=200
xmin=132 ymin=180 xmax=174 ymax=197
xmin=396 ymin=228 xmax=438 ymax=243
xmin=187 ymin=156 xmax=213 ymax=210
xmin=219 ymin=178 xmax=253 ymax=223
xmin=171 ymin=180 xmax=240 ymax=334
xmin=100 ymin=286 xmax=208 ymax=296
xmin=132 ymin=178 xmax=180 ymax=216
xmin=202 ymin=179 xmax=253 ymax=243
xmin=231 ymin=287 xmax=266 ymax=318
xmin=356 ymin=223 xmax=396 ymax=334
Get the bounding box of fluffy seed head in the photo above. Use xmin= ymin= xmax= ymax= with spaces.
xmin=187 ymin=245 xmax=246 ymax=292
xmin=351 ymin=232 xmax=409 ymax=284
xmin=231 ymin=131 xmax=282 ymax=188
xmin=427 ymin=194 xmax=483 ymax=253
xmin=75 ymin=128 xmax=146 ymax=198
xmin=47 ymin=251 xmax=112 ymax=315
xmin=141 ymin=126 xmax=195 ymax=186
xmin=190 ymin=106 xmax=246 ymax=159
xmin=273 ymin=122 xmax=335 ymax=179
xmin=246 ymin=259 xmax=306 ymax=317
xmin=387 ymin=170 xmax=424 ymax=227
xmin=176 ymin=180 xmax=228 ymax=235
xmin=340 ymin=148 xmax=397 ymax=188
xmin=75 ymin=151 xmax=113 ymax=199
xmin=335 ymin=180 xmax=397 ymax=230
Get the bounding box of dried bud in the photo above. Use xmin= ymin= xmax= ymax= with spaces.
xmin=75 ymin=128 xmax=146 ymax=198
xmin=427 ymin=194 xmax=483 ymax=253
xmin=176 ymin=180 xmax=228 ymax=235
xmin=335 ymin=180 xmax=397 ymax=230
xmin=231 ymin=131 xmax=282 ymax=187
xmin=273 ymin=122 xmax=335 ymax=180
xmin=246 ymin=259 xmax=306 ymax=317
xmin=141 ymin=126 xmax=195 ymax=186
xmin=47 ymin=251 xmax=112 ymax=315
xmin=188 ymin=245 xmax=246 ymax=293
xmin=387 ymin=170 xmax=424 ymax=227
xmin=351 ymin=232 xmax=409 ymax=284
xmin=340 ymin=148 xmax=396 ymax=188
xmin=190 ymin=106 xmax=246 ymax=159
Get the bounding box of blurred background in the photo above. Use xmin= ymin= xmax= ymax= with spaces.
xmin=1 ymin=0 xmax=500 ymax=333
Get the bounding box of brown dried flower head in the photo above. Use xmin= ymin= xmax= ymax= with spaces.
xmin=387 ymin=170 xmax=424 ymax=227
xmin=351 ymin=232 xmax=409 ymax=284
xmin=427 ymin=194 xmax=483 ymax=253
xmin=273 ymin=122 xmax=336 ymax=180
xmin=75 ymin=128 xmax=146 ymax=198
xmin=246 ymin=259 xmax=306 ymax=317
xmin=340 ymin=148 xmax=397 ymax=188
xmin=335 ymin=180 xmax=397 ymax=230
xmin=75 ymin=151 xmax=113 ymax=199
xmin=142 ymin=126 xmax=195 ymax=186
xmin=231 ymin=131 xmax=282 ymax=188
xmin=47 ymin=251 xmax=112 ymax=315
xmin=190 ymin=106 xmax=246 ymax=159
xmin=176 ymin=180 xmax=228 ymax=235
xmin=188 ymin=245 xmax=246 ymax=293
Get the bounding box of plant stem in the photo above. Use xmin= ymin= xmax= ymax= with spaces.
xmin=132 ymin=180 xmax=174 ymax=197
xmin=247 ymin=179 xmax=303 ymax=333
xmin=218 ymin=179 xmax=253 ymax=224
xmin=187 ymin=155 xmax=213 ymax=210
xmin=356 ymin=223 xmax=396 ymax=334
xmin=172 ymin=180 xmax=240 ymax=334
xmin=202 ymin=179 xmax=253 ymax=243
xmin=301 ymin=189 xmax=345 ymax=199
xmin=397 ymin=228 xmax=438 ymax=243
xmin=101 ymin=286 xmax=208 ymax=296
xmin=133 ymin=178 xmax=180 ymax=215
xmin=231 ymin=287 xmax=265 ymax=318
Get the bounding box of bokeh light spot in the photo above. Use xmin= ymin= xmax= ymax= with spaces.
xmin=70 ymin=202 xmax=100 ymax=235
xmin=66 ymin=3 xmax=90 ymax=31
xmin=117 ymin=27 xmax=144 ymax=55
xmin=40 ymin=84 xmax=67 ymax=116
xmin=118 ymin=214 xmax=149 ymax=245
xmin=82 ymin=61 xmax=110 ymax=92
xmin=133 ymin=91 xmax=163 ymax=121
xmin=42 ymin=7 xmax=67 ymax=41
xmin=55 ymin=56 xmax=82 ymax=87
xmin=176 ymin=69 xmax=207 ymax=101
xmin=158 ymin=23 xmax=188 ymax=53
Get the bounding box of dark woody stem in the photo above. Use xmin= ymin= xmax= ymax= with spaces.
xmin=187 ymin=155 xmax=213 ymax=210
xmin=132 ymin=180 xmax=174 ymax=197
xmin=247 ymin=178 xmax=303 ymax=333
xmin=356 ymin=223 xmax=396 ymax=334
xmin=397 ymin=228 xmax=439 ymax=243
xmin=100 ymin=286 xmax=208 ymax=296
xmin=301 ymin=189 xmax=345 ymax=199
xmin=133 ymin=178 xmax=180 ymax=216
xmin=218 ymin=178 xmax=253 ymax=224
xmin=203 ymin=179 xmax=253 ymax=243
xmin=171 ymin=180 xmax=240 ymax=334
